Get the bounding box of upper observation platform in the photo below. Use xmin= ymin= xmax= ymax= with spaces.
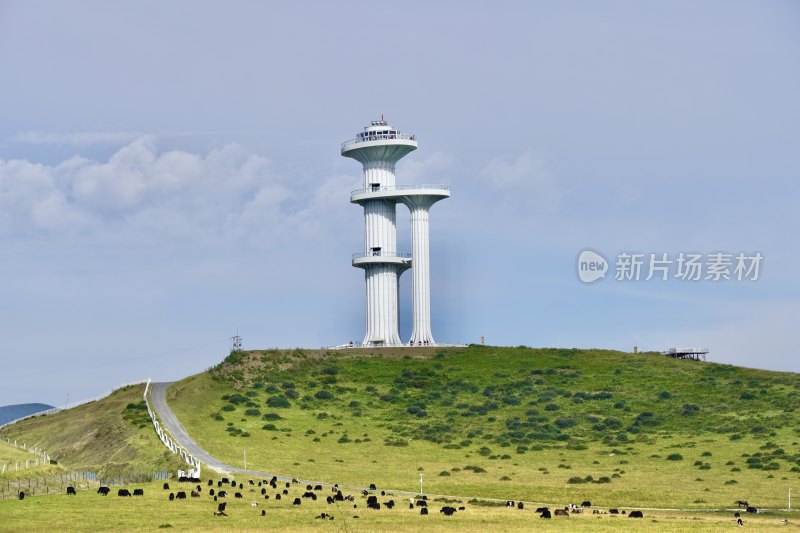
xmin=341 ymin=119 xmax=418 ymax=163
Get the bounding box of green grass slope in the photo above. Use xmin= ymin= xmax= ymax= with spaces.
xmin=168 ymin=346 xmax=800 ymax=509
xmin=0 ymin=440 xmax=56 ymax=479
xmin=0 ymin=479 xmax=790 ymax=532
xmin=0 ymin=385 xmax=183 ymax=478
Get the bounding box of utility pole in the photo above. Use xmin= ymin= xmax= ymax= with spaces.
xmin=244 ymin=449 xmax=247 ymax=470
xmin=231 ymin=330 xmax=242 ymax=353
xmin=789 ymin=487 xmax=792 ymax=512
xmin=419 ymin=472 xmax=423 ymax=495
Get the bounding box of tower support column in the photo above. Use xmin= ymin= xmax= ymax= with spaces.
xmin=402 ymin=196 xmax=440 ymax=346
xmin=363 ymin=264 xmax=404 ymax=346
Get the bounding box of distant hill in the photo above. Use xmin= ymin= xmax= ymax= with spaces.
xmin=0 ymin=403 xmax=53 ymax=426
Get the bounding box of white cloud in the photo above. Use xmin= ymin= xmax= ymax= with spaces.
xmin=479 ymin=151 xmax=568 ymax=211
xmin=397 ymin=151 xmax=459 ymax=183
xmin=0 ymin=136 xmax=367 ymax=260
xmin=0 ymin=136 xmax=296 ymax=244
xmin=30 ymin=191 xmax=92 ymax=232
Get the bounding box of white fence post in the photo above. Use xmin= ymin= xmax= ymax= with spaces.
xmin=142 ymin=378 xmax=201 ymax=477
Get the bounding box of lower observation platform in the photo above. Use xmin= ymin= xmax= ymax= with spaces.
xmin=352 ymin=252 xmax=412 ymax=269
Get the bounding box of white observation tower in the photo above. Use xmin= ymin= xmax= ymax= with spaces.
xmin=342 ymin=118 xmax=449 ymax=346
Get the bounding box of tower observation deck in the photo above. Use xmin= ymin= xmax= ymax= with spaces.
xmin=342 ymin=119 xmax=450 ymax=346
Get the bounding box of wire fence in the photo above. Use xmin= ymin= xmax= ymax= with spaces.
xmin=1 ymin=436 xmax=52 ymax=470
xmin=0 ymin=470 xmax=170 ymax=499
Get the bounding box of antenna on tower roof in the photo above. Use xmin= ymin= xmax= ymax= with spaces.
xmin=381 ymin=113 xmax=384 ymax=122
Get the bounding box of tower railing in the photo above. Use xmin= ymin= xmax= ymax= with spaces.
xmin=352 ymin=252 xmax=412 ymax=260
xmin=351 ymin=184 xmax=449 ymax=196
xmin=341 ymin=133 xmax=416 ymax=150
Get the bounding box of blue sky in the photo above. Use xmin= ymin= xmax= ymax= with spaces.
xmin=1 ymin=1 xmax=798 ymax=406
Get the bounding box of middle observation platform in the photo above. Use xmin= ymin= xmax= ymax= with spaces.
xmin=350 ymin=184 xmax=450 ymax=204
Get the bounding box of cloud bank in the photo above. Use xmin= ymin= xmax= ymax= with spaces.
xmin=0 ymin=137 xmax=319 ymax=247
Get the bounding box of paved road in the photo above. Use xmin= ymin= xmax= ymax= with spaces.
xmin=150 ymin=382 xmax=258 ymax=476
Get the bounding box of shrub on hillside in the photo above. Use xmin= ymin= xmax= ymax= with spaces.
xmin=284 ymin=389 xmax=300 ymax=400
xmin=267 ymin=395 xmax=291 ymax=408
xmin=314 ymin=390 xmax=333 ymax=400
xmin=407 ymin=404 xmax=426 ymax=415
xmin=666 ymin=453 xmax=683 ymax=461
xmin=227 ymin=394 xmax=248 ymax=404
xmin=224 ymin=351 xmax=243 ymax=366
xmin=682 ymin=403 xmax=700 ymax=416
xmin=555 ymin=417 xmax=577 ymax=429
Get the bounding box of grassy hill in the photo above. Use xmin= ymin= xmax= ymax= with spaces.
xmin=166 ymin=345 xmax=800 ymax=509
xmin=0 ymin=384 xmax=183 ymax=478
xmin=0 ymin=345 xmax=797 ymax=512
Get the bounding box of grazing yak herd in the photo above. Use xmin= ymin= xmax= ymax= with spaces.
xmin=17 ymin=478 xmax=761 ymax=526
